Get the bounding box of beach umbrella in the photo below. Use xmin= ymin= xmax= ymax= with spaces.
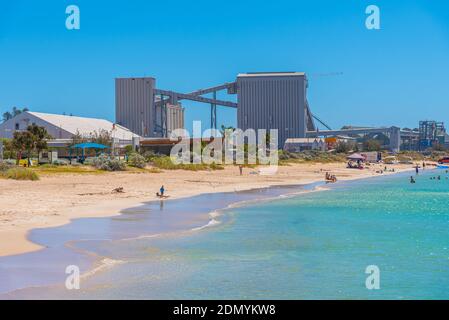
xmin=347 ymin=153 xmax=366 ymax=161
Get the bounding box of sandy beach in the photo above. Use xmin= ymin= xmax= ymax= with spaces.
xmin=0 ymin=162 xmax=416 ymax=257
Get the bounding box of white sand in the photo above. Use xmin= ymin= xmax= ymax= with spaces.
xmin=0 ymin=162 xmax=415 ymax=257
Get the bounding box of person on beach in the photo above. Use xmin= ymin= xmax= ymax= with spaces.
xmin=325 ymin=172 xmax=336 ymax=182
xmin=156 ymin=185 xmax=165 ymax=198
xmin=415 ymin=165 xmax=419 ymax=174
xmin=325 ymin=173 xmax=337 ymax=183
xmin=160 ymin=185 xmax=165 ymax=196
xmin=410 ymin=176 xmax=416 ymax=184
xmin=239 ymin=165 xmax=243 ymax=176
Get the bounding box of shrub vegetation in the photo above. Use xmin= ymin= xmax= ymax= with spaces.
xmin=128 ymin=153 xmax=147 ymax=169
xmin=2 ymin=167 xmax=39 ymax=181
xmin=91 ymin=154 xmax=126 ymax=171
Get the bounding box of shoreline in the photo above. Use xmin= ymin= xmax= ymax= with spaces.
xmin=0 ymin=162 xmax=417 ymax=257
xmin=1 ymin=180 xmax=326 ymax=297
xmin=0 ymin=166 xmax=424 ymax=299
xmin=0 ymin=167 xmax=424 ymax=299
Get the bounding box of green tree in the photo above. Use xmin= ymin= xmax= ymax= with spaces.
xmin=89 ymin=129 xmax=112 ymax=147
xmin=220 ymin=125 xmax=235 ymax=137
xmin=335 ymin=141 xmax=354 ymax=153
xmin=27 ymin=124 xmax=51 ymax=155
xmin=70 ymin=130 xmax=86 ymax=147
xmin=12 ymin=131 xmax=34 ymax=164
xmin=363 ymin=139 xmax=381 ymax=151
xmin=11 ymin=124 xmax=50 ymax=165
xmin=2 ymin=107 xmax=29 ymax=123
xmin=124 ymin=144 xmax=134 ymax=155
xmin=2 ymin=111 xmax=12 ymax=122
xmin=0 ymin=138 xmax=14 ymax=159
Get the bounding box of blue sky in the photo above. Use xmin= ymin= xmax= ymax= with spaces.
xmin=1 ymin=0 xmax=448 ymax=132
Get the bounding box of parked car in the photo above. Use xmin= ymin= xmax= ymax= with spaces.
xmin=438 ymin=157 xmax=449 ymax=164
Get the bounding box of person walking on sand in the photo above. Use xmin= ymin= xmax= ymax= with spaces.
xmin=160 ymin=185 xmax=165 ymax=197
xmin=239 ymin=165 xmax=243 ymax=176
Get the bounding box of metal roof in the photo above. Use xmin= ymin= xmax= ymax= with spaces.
xmin=237 ymin=72 xmax=306 ymax=78
xmin=284 ymin=138 xmax=325 ymax=144
xmin=70 ymin=142 xmax=110 ymax=149
xmin=27 ymin=112 xmax=139 ymax=140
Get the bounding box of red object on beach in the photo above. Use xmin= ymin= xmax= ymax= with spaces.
xmin=438 ymin=157 xmax=449 ymax=164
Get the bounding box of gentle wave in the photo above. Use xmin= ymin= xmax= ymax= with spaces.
xmin=81 ymin=258 xmax=126 ymax=279
xmin=191 ymin=218 xmax=221 ymax=231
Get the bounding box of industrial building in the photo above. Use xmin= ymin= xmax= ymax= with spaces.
xmin=236 ymin=72 xmax=315 ymax=147
xmin=397 ymin=121 xmax=449 ymax=151
xmin=284 ymin=138 xmax=326 ymax=152
xmin=418 ymin=120 xmax=448 ymax=150
xmin=115 ymin=72 xmax=413 ymax=152
xmin=0 ymin=111 xmax=139 ymax=147
xmin=116 ymin=72 xmax=314 ymax=148
xmin=115 ymin=77 xmax=185 ymax=138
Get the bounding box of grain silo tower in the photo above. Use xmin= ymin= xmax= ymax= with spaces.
xmin=115 ymin=77 xmax=156 ymax=137
xmin=236 ymin=72 xmax=315 ymax=147
xmin=115 ymin=77 xmax=184 ymax=137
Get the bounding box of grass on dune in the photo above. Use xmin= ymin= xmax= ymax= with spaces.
xmin=279 ymin=151 xmax=348 ymax=164
xmin=33 ymin=164 xmax=163 ymax=175
xmin=1 ymin=167 xmax=39 ymax=181
xmin=150 ymin=156 xmax=224 ymax=171
xmin=32 ymin=164 xmax=106 ymax=175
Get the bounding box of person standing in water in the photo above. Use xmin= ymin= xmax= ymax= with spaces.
xmin=415 ymin=165 xmax=419 ymax=174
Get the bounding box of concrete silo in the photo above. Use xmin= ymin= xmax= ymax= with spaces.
xmin=236 ymin=72 xmax=314 ymax=147
xmin=115 ymin=77 xmax=155 ymax=137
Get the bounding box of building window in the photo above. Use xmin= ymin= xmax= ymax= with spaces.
xmin=15 ymin=123 xmax=19 ymax=130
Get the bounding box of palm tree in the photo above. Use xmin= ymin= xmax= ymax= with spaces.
xmin=27 ymin=124 xmax=51 ymax=156
xmin=220 ymin=125 xmax=235 ymax=136
xmin=12 ymin=124 xmax=50 ymax=165
xmin=2 ymin=107 xmax=29 ymax=123
xmin=2 ymin=111 xmax=12 ymax=122
xmin=12 ymin=131 xmax=34 ymax=165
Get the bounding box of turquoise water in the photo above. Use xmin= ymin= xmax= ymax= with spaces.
xmin=4 ymin=169 xmax=449 ymax=299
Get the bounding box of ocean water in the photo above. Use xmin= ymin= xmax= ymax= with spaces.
xmin=3 ymin=169 xmax=449 ymax=299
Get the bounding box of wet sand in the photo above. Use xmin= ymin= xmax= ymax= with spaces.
xmin=0 ymin=183 xmax=322 ymax=297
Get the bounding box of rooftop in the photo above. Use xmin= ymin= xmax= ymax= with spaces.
xmin=284 ymin=138 xmax=325 ymax=144
xmin=27 ymin=112 xmax=139 ymax=140
xmin=237 ymin=72 xmax=306 ymax=78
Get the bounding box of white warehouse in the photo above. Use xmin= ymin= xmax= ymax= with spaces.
xmin=0 ymin=111 xmax=139 ymax=145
